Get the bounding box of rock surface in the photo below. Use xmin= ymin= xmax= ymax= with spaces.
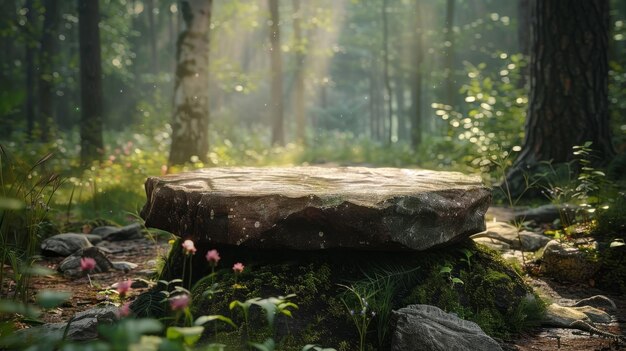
xmin=471 ymin=222 xmax=550 ymax=251
xmin=572 ymin=295 xmax=617 ymax=313
xmin=141 ymin=167 xmax=491 ymax=251
xmin=543 ymin=303 xmax=590 ymax=327
xmin=41 ymin=233 xmax=93 ymax=256
xmin=15 ymin=305 xmax=118 ymax=342
xmin=540 ymin=240 xmax=600 ymax=282
xmin=58 ymin=247 xmax=114 ymax=278
xmin=390 ymin=304 xmax=503 ymax=351
xmin=92 ymin=223 xmax=143 ymax=241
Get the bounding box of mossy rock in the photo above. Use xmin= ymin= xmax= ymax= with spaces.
xmin=139 ymin=240 xmax=542 ymax=350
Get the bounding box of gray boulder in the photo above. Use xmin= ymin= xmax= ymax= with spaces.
xmin=16 ymin=305 xmax=118 ymax=342
xmin=572 ymin=295 xmax=617 ymax=313
xmin=390 ymin=304 xmax=503 ymax=351
xmin=92 ymin=223 xmax=143 ymax=241
xmin=41 ymin=233 xmax=93 ymax=256
xmin=543 ymin=303 xmax=590 ymax=327
xmin=141 ymin=167 xmax=491 ymax=251
xmin=58 ymin=247 xmax=114 ymax=278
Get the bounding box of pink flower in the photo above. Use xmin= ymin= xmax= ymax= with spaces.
xmin=117 ymin=302 xmax=131 ymax=317
xmin=170 ymin=294 xmax=190 ymax=311
xmin=80 ymin=257 xmax=96 ymax=272
xmin=116 ymin=279 xmax=132 ymax=297
xmin=182 ymin=239 xmax=197 ymax=255
xmin=205 ymin=249 xmax=220 ymax=266
xmin=232 ymin=262 xmax=244 ymax=274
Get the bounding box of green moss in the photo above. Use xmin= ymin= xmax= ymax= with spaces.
xmin=146 ymin=240 xmax=540 ymax=349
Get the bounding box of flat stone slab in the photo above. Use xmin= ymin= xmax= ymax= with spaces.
xmin=140 ymin=167 xmax=491 ymax=251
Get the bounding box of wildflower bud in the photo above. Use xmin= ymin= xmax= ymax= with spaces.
xmin=205 ymin=249 xmax=220 ymax=266
xmin=182 ymin=239 xmax=197 ymax=255
xmin=232 ymin=262 xmax=244 ymax=274
xmin=170 ymin=294 xmax=190 ymax=311
xmin=80 ymin=257 xmax=96 ymax=272
xmin=116 ymin=279 xmax=132 ymax=297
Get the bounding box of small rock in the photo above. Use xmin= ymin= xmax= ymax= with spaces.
xmin=111 ymin=261 xmax=138 ymax=272
xmin=390 ymin=304 xmax=503 ymax=351
xmin=473 ymin=237 xmax=511 ymax=251
xmin=572 ymin=295 xmax=617 ymax=313
xmin=41 ymin=233 xmax=93 ymax=256
xmin=136 ymin=269 xmax=157 ymax=277
xmin=571 ymin=305 xmax=612 ymax=324
xmin=540 ymin=240 xmax=600 ymax=282
xmin=543 ymin=303 xmax=590 ymax=327
xmin=472 ymin=222 xmax=550 ymax=251
xmin=92 ymin=223 xmax=143 ymax=241
xmin=501 ymin=250 xmax=526 ymax=266
xmin=518 ymin=231 xmax=551 ymax=251
xmin=58 ymin=247 xmax=114 ymax=278
xmin=15 ymin=305 xmax=118 ymax=342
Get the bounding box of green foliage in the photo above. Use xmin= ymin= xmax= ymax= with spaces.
xmin=432 ymin=53 xmax=527 ymax=179
xmin=0 ymin=146 xmax=63 ymax=301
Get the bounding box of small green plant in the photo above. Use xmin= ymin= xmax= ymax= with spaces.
xmin=338 ymin=284 xmax=375 ymax=351
xmin=439 ymin=264 xmax=464 ymax=287
xmin=0 ymin=146 xmax=63 ymax=302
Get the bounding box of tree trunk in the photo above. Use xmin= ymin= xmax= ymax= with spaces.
xmin=382 ymin=0 xmax=393 ymax=144
xmin=410 ymin=0 xmax=424 ymax=148
xmin=394 ymin=70 xmax=406 ymax=141
xmin=291 ymin=0 xmax=305 ymax=141
xmin=168 ymin=0 xmax=212 ymax=165
xmin=292 ymin=0 xmax=306 ymax=143
xmin=443 ymin=0 xmax=456 ymax=107
xmin=78 ymin=0 xmax=104 ymax=165
xmin=517 ymin=0 xmax=531 ymax=88
xmin=508 ymin=0 xmax=614 ymax=190
xmin=147 ymin=0 xmax=158 ymax=74
xmin=38 ymin=0 xmax=59 ymax=142
xmin=25 ymin=0 xmax=36 ymax=139
xmin=269 ymin=0 xmax=284 ymax=145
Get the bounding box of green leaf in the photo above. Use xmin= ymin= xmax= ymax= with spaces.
xmin=0 ymin=197 xmax=24 ymax=210
xmin=194 ymin=314 xmax=236 ymax=328
xmin=451 ymin=277 xmax=464 ymax=285
xmin=36 ymin=290 xmax=71 ymax=309
xmin=24 ymin=265 xmax=56 ymax=276
xmin=249 ymin=338 xmax=276 ymax=351
xmin=439 ymin=266 xmax=452 ymax=274
xmin=0 ymin=300 xmax=41 ymax=318
xmin=610 ymin=239 xmax=625 ymax=248
xmin=166 ymin=326 xmax=204 ymax=347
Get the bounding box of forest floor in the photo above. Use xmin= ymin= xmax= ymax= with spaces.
xmin=16 ymin=211 xmax=626 ymax=351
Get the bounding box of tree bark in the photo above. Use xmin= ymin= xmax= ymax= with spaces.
xmin=382 ymin=0 xmax=393 ymax=144
xmin=147 ymin=0 xmax=158 ymax=74
xmin=38 ymin=0 xmax=59 ymax=142
xmin=269 ymin=0 xmax=284 ymax=145
xmin=292 ymin=0 xmax=306 ymax=143
xmin=25 ymin=0 xmax=36 ymax=139
xmin=443 ymin=0 xmax=456 ymax=107
xmin=78 ymin=0 xmax=104 ymax=165
xmin=168 ymin=0 xmax=212 ymax=165
xmin=410 ymin=0 xmax=424 ymax=148
xmin=508 ymin=0 xmax=614 ymax=190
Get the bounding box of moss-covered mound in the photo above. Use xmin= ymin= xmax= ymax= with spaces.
xmin=133 ymin=240 xmax=543 ymax=350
